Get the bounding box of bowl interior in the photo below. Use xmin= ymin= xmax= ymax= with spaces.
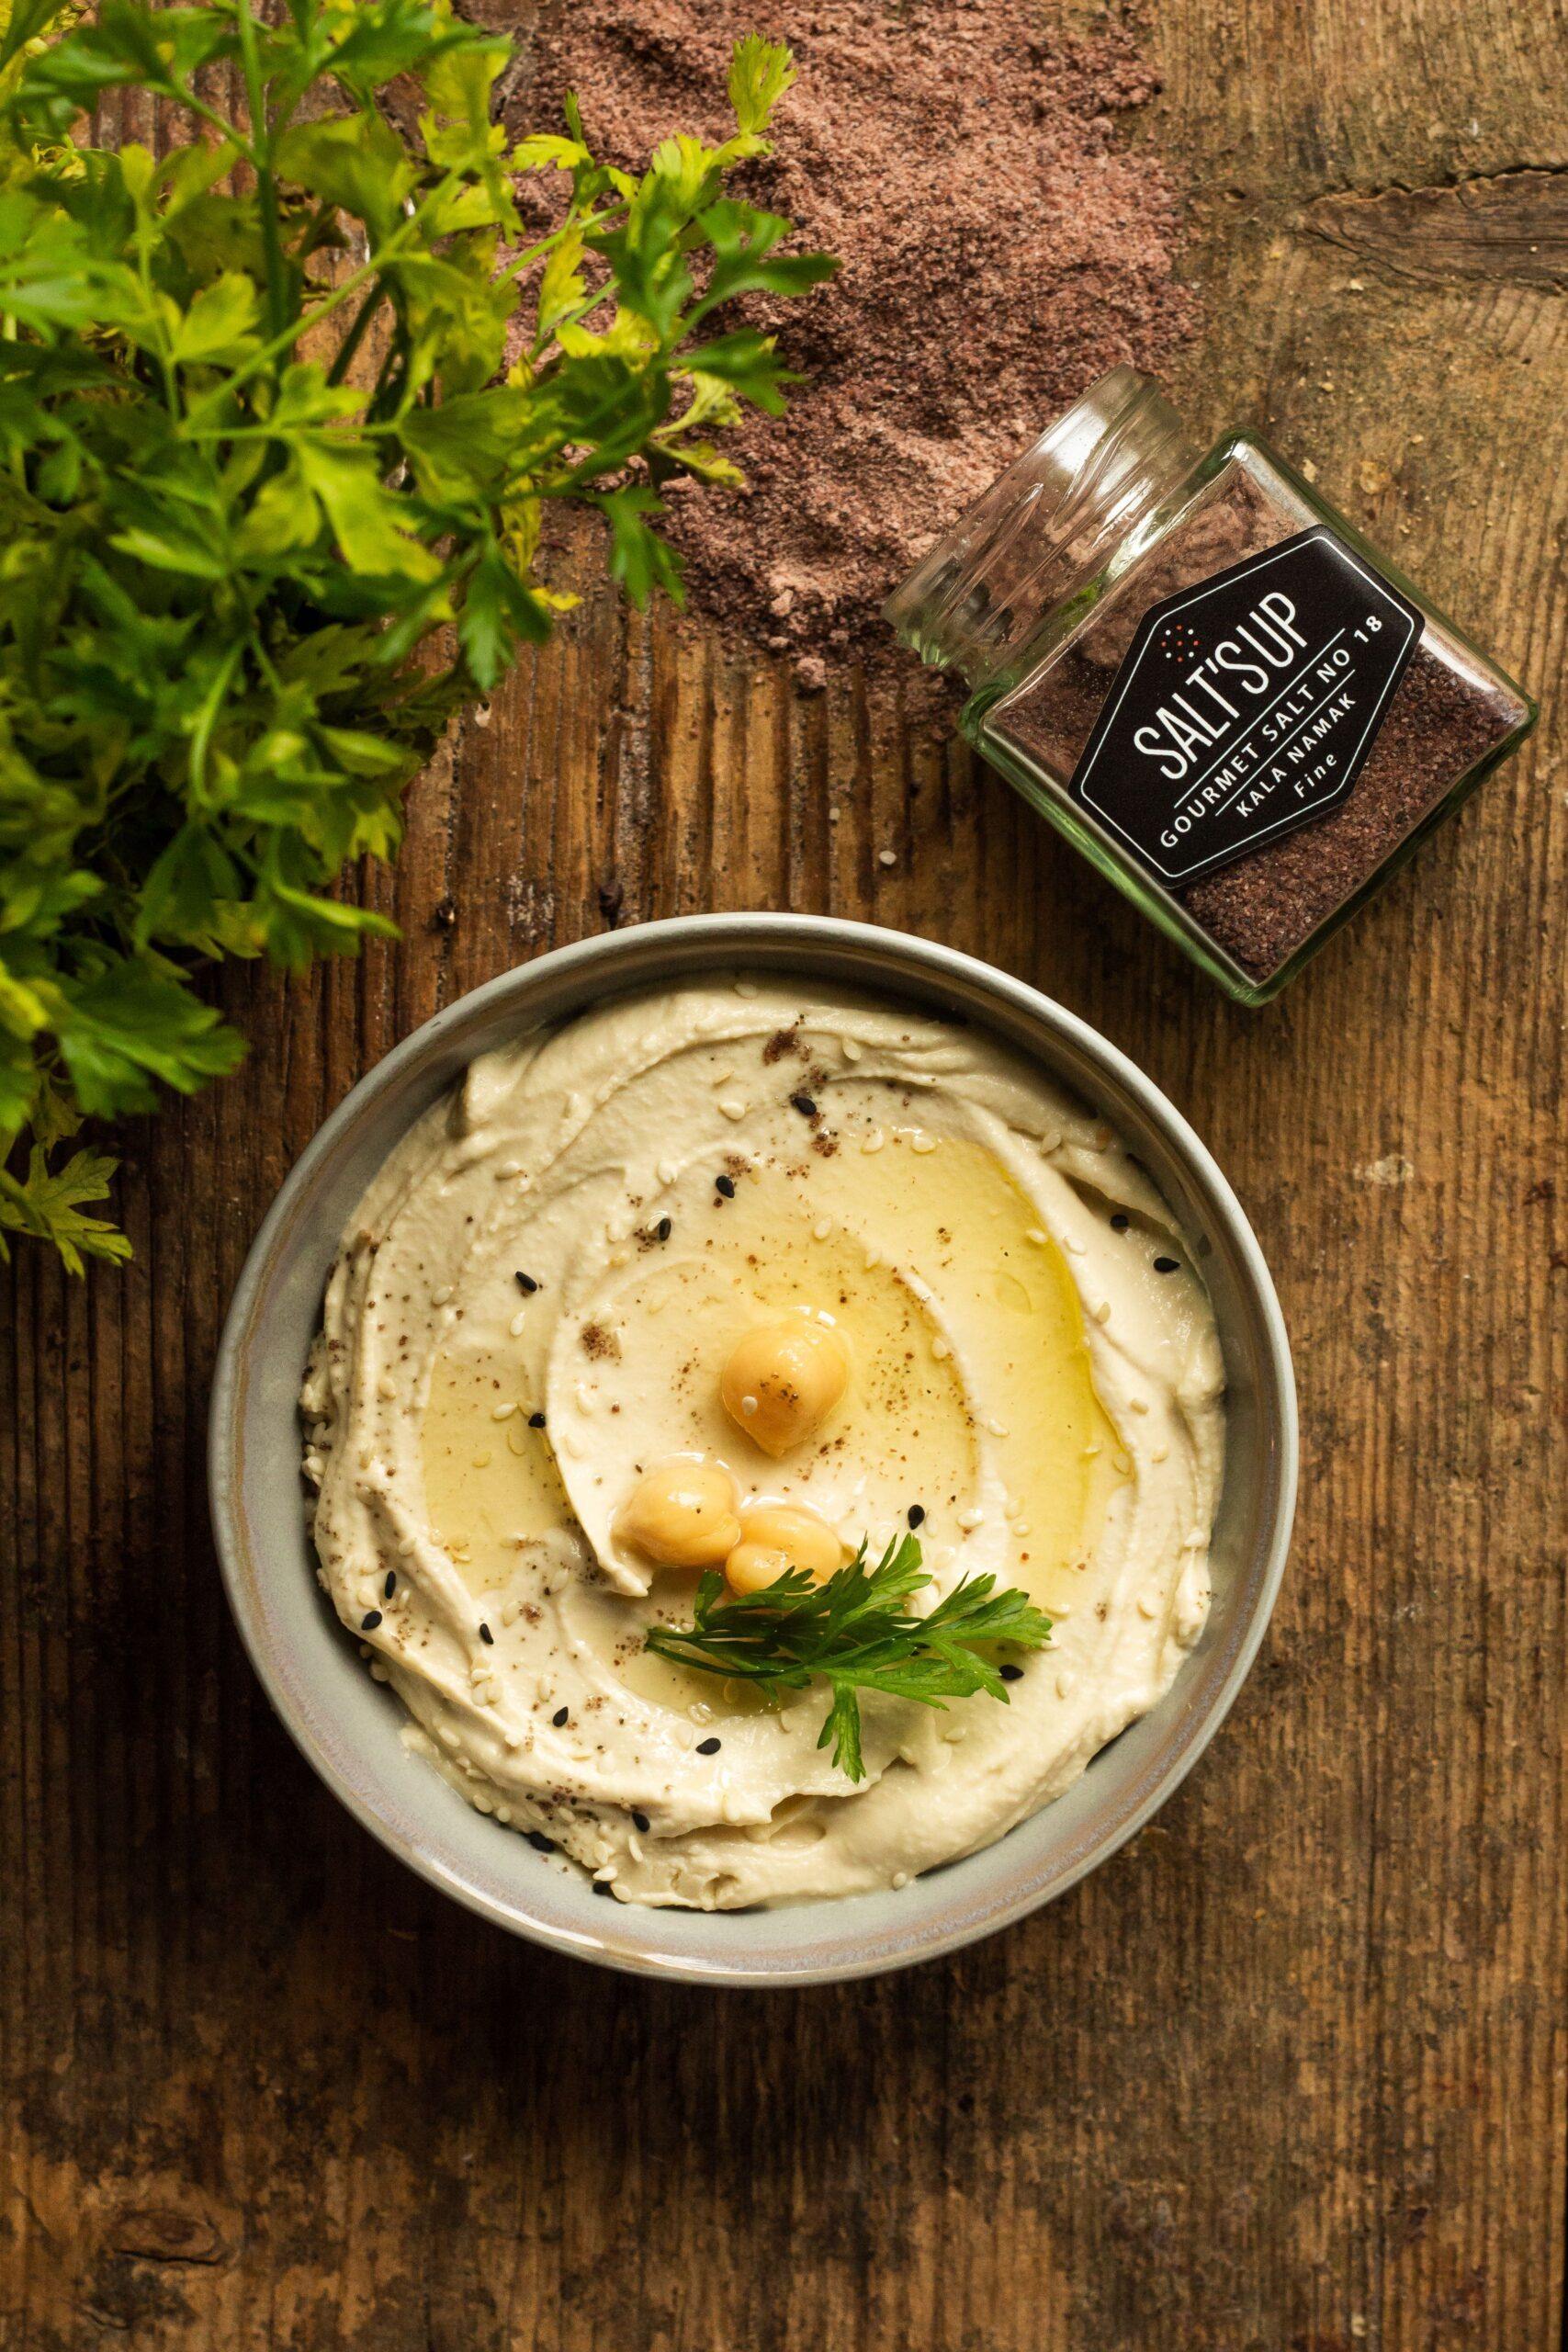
xmin=211 ymin=916 xmax=1295 ymax=1984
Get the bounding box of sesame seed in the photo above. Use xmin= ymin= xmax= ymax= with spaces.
xmin=515 ymin=1272 xmax=538 ymax=1294
xmin=632 ymin=1810 xmax=650 ymax=1833
xmin=552 ymin=1705 xmax=569 ymax=1727
xmin=1154 ymin=1256 xmax=1180 ymax=1274
xmin=384 ymin=1570 xmax=396 ymax=1599
xmin=479 ymin=1623 xmax=493 ymax=1645
xmin=1111 ymin=1213 xmax=1130 ymax=1232
xmin=907 ymin=1504 xmax=925 ymax=1528
xmin=526 ymin=1829 xmax=557 ymax=1853
xmin=361 ymin=1610 xmax=382 ymax=1632
xmin=791 ymin=1092 xmax=818 ymax=1118
xmin=592 ymin=1878 xmax=615 ymax=1897
xmin=529 ymin=1410 xmax=547 ymax=1429
xmin=696 ymin=1736 xmax=722 ymax=1755
xmin=716 ymin=1173 xmax=736 ymax=1198
xmin=656 ymin=1216 xmax=671 ymax=1241
xmin=999 ymin=1663 xmax=1024 ymax=1682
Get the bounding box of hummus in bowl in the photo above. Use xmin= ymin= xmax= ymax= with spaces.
xmin=301 ymin=976 xmax=1225 ymax=1910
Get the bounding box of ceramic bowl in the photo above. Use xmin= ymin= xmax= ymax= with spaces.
xmin=209 ymin=914 xmax=1296 ymax=1984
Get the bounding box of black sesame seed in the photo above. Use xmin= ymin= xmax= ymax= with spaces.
xmin=593 ymin=1878 xmax=615 ymax=1897
xmin=514 ymin=1271 xmax=538 ymax=1294
xmin=1110 ymin=1213 xmax=1130 ymax=1233
xmin=696 ymin=1736 xmax=722 ymax=1755
xmin=790 ymin=1092 xmax=818 ymax=1118
xmin=655 ymin=1216 xmax=671 ymax=1241
xmin=361 ymin=1610 xmax=383 ymax=1632
xmin=529 ymin=1410 xmax=547 ymax=1429
xmin=716 ymin=1173 xmax=736 ymax=1198
xmin=552 ymin=1705 xmax=569 ymax=1727
xmin=479 ymin=1622 xmax=493 ymax=1645
xmin=999 ymin=1663 xmax=1024 ymax=1682
xmin=1154 ymin=1255 xmax=1180 ymax=1273
xmin=384 ymin=1569 xmax=397 ymax=1599
xmin=526 ymin=1829 xmax=557 ymax=1854
xmin=632 ymin=1810 xmax=650 ymax=1834
xmin=907 ymin=1504 xmax=926 ymax=1529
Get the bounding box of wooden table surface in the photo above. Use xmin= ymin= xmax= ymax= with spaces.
xmin=4 ymin=1 xmax=1565 ymax=2345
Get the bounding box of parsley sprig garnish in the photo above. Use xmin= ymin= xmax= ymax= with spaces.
xmin=645 ymin=1535 xmax=1053 ymax=1782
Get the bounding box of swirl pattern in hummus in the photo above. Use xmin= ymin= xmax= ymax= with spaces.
xmin=302 ymin=978 xmax=1224 ymax=1909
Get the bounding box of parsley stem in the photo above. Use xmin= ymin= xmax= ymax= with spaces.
xmin=187 ymin=638 xmax=244 ymax=798
xmin=234 ymin=0 xmax=289 ymax=341
xmin=495 ymin=202 xmax=625 ymax=290
xmin=325 ymin=281 xmax=389 ymax=389
xmin=182 ymin=165 xmax=467 ymax=431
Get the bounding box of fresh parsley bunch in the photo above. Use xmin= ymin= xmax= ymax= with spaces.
xmin=646 ymin=1534 xmax=1054 ymax=1781
xmin=0 ymin=0 xmax=833 ymax=1272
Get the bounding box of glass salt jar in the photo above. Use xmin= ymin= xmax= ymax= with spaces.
xmin=885 ymin=366 xmax=1535 ymax=1004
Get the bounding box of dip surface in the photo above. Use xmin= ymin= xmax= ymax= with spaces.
xmin=302 ymin=978 xmax=1225 ymax=1908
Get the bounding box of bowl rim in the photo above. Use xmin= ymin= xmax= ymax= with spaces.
xmin=209 ymin=911 xmax=1297 ymax=1984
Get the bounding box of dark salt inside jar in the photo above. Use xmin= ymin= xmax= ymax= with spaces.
xmin=886 ymin=368 xmax=1535 ymax=1003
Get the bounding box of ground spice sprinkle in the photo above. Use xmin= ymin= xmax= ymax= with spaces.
xmin=525 ymin=0 xmax=1200 ymax=690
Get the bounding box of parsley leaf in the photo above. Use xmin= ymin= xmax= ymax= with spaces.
xmin=644 ymin=1536 xmax=1054 ymax=1782
xmin=0 ymin=1144 xmax=133 ymax=1274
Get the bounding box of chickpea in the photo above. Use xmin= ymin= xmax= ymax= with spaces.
xmin=720 ymin=1317 xmax=850 ymax=1458
xmin=615 ymin=1458 xmax=741 ymax=1570
xmin=725 ymin=1501 xmax=847 ymax=1595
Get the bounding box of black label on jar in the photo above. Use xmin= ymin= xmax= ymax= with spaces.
xmin=1064 ymin=526 xmax=1421 ymax=884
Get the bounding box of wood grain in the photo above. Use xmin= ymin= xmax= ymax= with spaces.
xmin=1306 ymin=168 xmax=1568 ymax=288
xmin=4 ymin=2 xmax=1567 ymax=2346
